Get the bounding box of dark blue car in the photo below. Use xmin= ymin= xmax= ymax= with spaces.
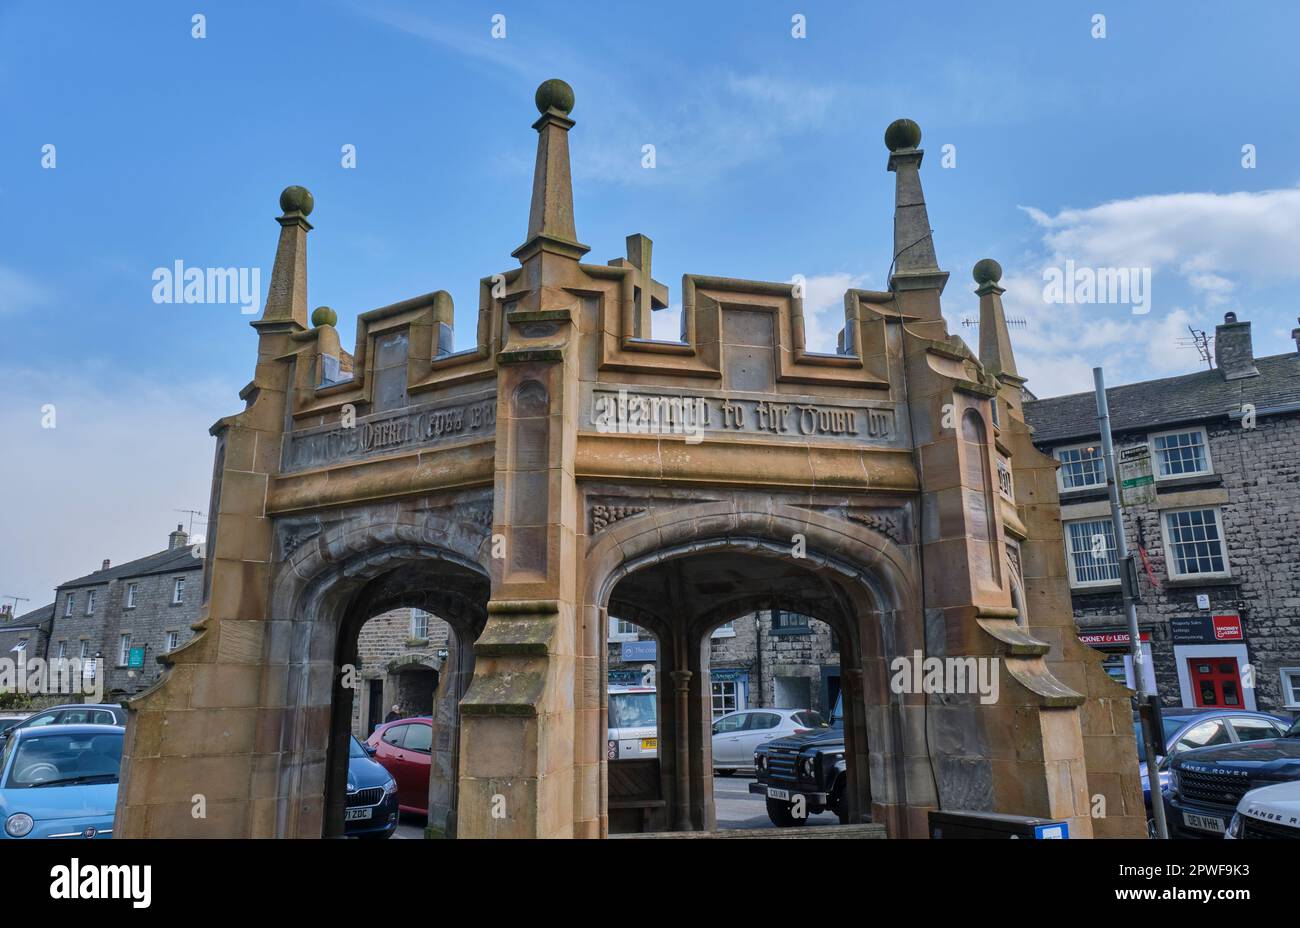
xmin=1138 ymin=708 xmax=1290 ymax=834
xmin=345 ymin=735 xmax=398 ymax=838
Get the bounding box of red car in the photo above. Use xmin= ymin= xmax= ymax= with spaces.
xmin=364 ymin=718 xmax=432 ymax=816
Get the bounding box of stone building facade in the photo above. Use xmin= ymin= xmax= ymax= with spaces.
xmin=44 ymin=525 xmax=203 ymax=700
xmin=0 ymin=603 xmax=54 ymax=702
xmin=608 ymin=611 xmax=841 ymax=718
xmin=349 ymin=606 xmax=449 ymax=737
xmin=1024 ymin=313 xmax=1300 ymax=715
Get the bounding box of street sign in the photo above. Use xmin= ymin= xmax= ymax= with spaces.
xmin=1119 ymin=446 xmax=1155 ymax=506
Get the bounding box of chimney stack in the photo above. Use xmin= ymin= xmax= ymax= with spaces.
xmin=0 ymin=604 xmax=11 ymax=621
xmin=1215 ymin=311 xmax=1259 ymax=380
xmin=101 ymin=559 xmax=111 ymax=571
xmin=168 ymin=524 xmax=189 ymax=550
xmin=1291 ymin=316 xmax=1299 ymax=355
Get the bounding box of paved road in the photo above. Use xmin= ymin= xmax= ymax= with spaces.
xmin=713 ymin=773 xmax=840 ymax=830
xmin=392 ymin=774 xmax=838 ymax=837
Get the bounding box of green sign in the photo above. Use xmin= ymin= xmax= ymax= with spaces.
xmin=128 ymin=646 xmax=145 ymax=669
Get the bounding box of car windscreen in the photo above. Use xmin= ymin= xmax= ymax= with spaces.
xmin=609 ymin=692 xmax=656 ymax=729
xmin=831 ymin=693 xmax=843 ymax=725
xmin=349 ymin=736 xmax=368 ymax=759
xmin=1285 ymin=718 xmax=1300 ymax=739
xmin=5 ymin=732 xmax=123 ymax=789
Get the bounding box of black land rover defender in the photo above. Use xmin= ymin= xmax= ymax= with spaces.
xmin=750 ymin=693 xmax=850 ymax=826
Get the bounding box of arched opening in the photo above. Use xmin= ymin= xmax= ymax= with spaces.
xmin=278 ymin=544 xmax=489 ymax=840
xmin=599 ymin=537 xmax=891 ymax=834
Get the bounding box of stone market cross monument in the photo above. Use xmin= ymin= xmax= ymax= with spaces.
xmin=115 ymin=80 xmax=1142 ymax=838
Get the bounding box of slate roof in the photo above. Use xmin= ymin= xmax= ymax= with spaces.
xmin=59 ymin=544 xmax=202 ymax=590
xmin=1023 ymin=352 xmax=1300 ymax=445
xmin=7 ymin=603 xmax=54 ymax=629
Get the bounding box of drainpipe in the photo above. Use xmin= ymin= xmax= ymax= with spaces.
xmin=669 ymin=669 xmax=693 ymax=831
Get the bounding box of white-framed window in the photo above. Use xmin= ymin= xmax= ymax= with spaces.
xmin=172 ymin=577 xmax=185 ymax=604
xmin=79 ymin=640 xmax=90 ymax=660
xmin=410 ymin=610 xmax=430 ymax=641
xmin=1055 ymin=442 xmax=1106 ymax=491
xmin=711 ymin=622 xmax=736 ymax=638
xmin=1162 ymin=507 xmax=1229 ymax=579
xmin=11 ymin=638 xmax=28 ymax=658
xmin=57 ymin=640 xmax=67 ymax=659
xmin=126 ymin=583 xmax=138 ymax=608
xmin=85 ymin=590 xmax=96 ymax=615
xmin=64 ymin=594 xmax=75 ymax=617
xmin=1151 ymin=427 xmax=1212 ymax=480
xmin=165 ymin=631 xmax=180 ymax=652
xmin=1064 ymin=518 xmax=1120 ymax=588
xmin=608 ymin=616 xmax=640 ymax=642
xmin=1280 ymin=668 xmax=1300 ymax=709
xmin=118 ymin=633 xmax=132 ymax=666
xmin=711 ymin=679 xmax=740 ymax=719
xmin=990 ymin=397 xmax=1001 ymax=430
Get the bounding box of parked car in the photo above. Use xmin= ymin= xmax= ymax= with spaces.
xmin=0 ymin=724 xmax=122 ymax=839
xmin=1138 ymin=709 xmax=1290 ymax=834
xmin=345 ymin=735 xmax=398 ymax=838
xmin=607 ymin=686 xmax=657 ymax=760
xmin=712 ymin=708 xmax=825 ymax=775
xmin=1165 ymin=716 xmax=1300 ymax=837
xmin=365 ymin=717 xmax=432 ymax=817
xmin=0 ymin=713 xmax=29 ymax=735
xmin=751 ymin=694 xmax=848 ymax=826
xmin=1225 ymin=779 xmax=1300 ymax=839
xmin=0 ymin=704 xmax=125 ymax=745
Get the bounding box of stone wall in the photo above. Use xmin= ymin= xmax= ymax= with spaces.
xmin=349 ymin=606 xmax=449 ymax=737
xmin=1056 ymin=413 xmax=1300 ymax=714
xmin=47 ymin=560 xmax=203 ymax=700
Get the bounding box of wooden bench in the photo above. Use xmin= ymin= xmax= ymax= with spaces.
xmin=607 ymin=758 xmax=665 ymax=833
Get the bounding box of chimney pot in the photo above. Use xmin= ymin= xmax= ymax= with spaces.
xmin=101 ymin=559 xmax=110 ymax=571
xmin=1224 ymin=311 xmax=1237 ymax=323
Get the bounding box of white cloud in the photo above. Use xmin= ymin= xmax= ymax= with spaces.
xmin=1021 ymin=187 xmax=1300 ymax=292
xmin=0 ymin=368 xmax=228 ymax=608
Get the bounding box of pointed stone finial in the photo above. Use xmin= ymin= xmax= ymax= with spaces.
xmin=513 ymin=79 xmax=589 ymax=263
xmin=885 ymin=119 xmax=946 ymax=297
xmin=975 ymin=258 xmax=1019 ymax=380
xmin=254 ymin=185 xmax=314 ymax=331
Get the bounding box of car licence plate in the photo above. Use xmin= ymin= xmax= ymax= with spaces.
xmin=1183 ymin=811 xmax=1224 ymax=834
xmin=345 ymin=808 xmax=373 ymax=821
xmin=641 ymin=738 xmax=657 ymax=751
xmin=767 ymin=787 xmax=790 ymax=801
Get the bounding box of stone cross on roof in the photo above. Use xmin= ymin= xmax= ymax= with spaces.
xmin=608 ymin=232 xmax=669 ymax=337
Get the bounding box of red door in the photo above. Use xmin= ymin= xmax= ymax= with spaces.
xmin=1188 ymin=657 xmax=1243 ymax=708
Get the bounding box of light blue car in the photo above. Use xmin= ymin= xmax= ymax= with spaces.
xmin=0 ymin=724 xmax=122 ymax=839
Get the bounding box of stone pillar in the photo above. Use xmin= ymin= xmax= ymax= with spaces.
xmin=669 ymin=669 xmax=693 ymax=831
xmin=457 ymin=79 xmax=590 ymax=839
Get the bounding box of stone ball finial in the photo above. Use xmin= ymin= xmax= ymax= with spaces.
xmin=973 ymin=258 xmax=1003 ymax=286
xmin=280 ymin=185 xmax=314 ymax=216
xmin=311 ymin=305 xmax=337 ymax=327
xmin=884 ymin=118 xmax=922 ymax=152
xmin=535 ymin=78 xmax=575 ymax=116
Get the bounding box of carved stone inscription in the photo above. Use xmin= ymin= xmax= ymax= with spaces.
xmin=284 ymin=393 xmax=497 ymax=471
xmin=585 ymin=386 xmax=896 ymax=445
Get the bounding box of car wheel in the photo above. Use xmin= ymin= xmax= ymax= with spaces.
xmin=766 ymin=798 xmax=807 ymax=828
xmin=715 ymin=769 xmax=736 ymax=777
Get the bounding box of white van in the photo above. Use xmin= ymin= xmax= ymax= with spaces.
xmin=607 ymin=686 xmax=657 ymax=760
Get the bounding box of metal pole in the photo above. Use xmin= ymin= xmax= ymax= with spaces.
xmin=1093 ymin=367 xmax=1168 ymax=840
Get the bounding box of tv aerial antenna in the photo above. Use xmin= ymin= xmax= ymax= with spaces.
xmin=1176 ymin=326 xmax=1214 ymax=371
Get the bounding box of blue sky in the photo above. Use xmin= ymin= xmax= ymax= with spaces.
xmin=3 ymin=0 xmax=1299 ymax=605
